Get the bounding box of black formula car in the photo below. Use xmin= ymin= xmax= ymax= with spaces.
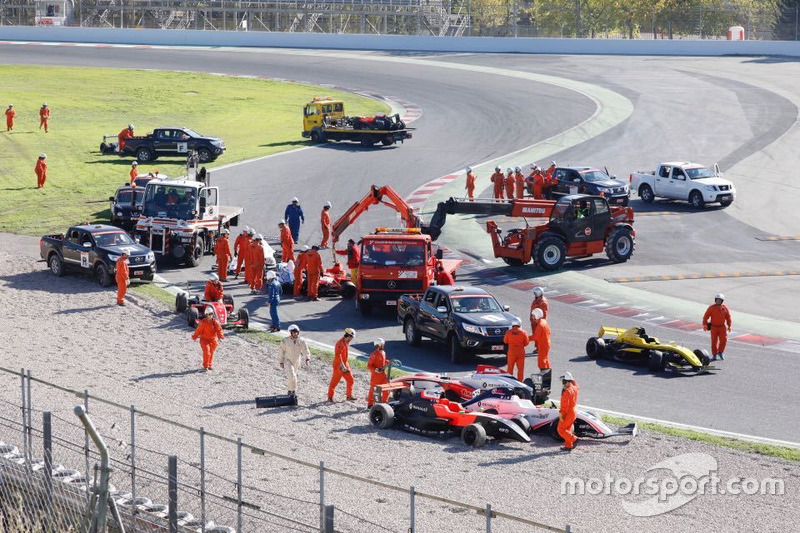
xmin=369 ymin=386 xmax=530 ymax=447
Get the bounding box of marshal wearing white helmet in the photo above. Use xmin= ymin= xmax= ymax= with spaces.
xmin=367 ymin=338 xmax=392 ymax=407
xmin=703 ymin=293 xmax=732 ymax=361
xmin=279 ymin=324 xmax=311 ymax=396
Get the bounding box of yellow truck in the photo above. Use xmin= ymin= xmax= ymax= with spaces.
xmin=302 ymin=97 xmax=413 ymax=147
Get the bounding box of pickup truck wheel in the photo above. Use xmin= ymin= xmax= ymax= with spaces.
xmin=719 ymin=196 xmax=733 ymax=207
xmin=689 ymin=190 xmax=705 ymax=208
xmin=638 ymin=184 xmax=654 ymax=203
xmin=404 ymin=319 xmax=422 ymax=346
xmin=136 ymin=148 xmax=153 ymax=163
xmin=197 ymin=148 xmax=212 ymax=162
xmin=175 ymin=292 xmax=188 ymax=313
xmin=449 ymin=335 xmax=465 ymax=365
xmin=96 ymin=264 xmax=112 ymax=287
xmin=461 ymin=424 xmax=487 ymax=447
xmin=533 ymin=234 xmax=566 ymax=271
xmin=48 ymin=254 xmax=65 ymax=277
xmin=605 ymin=227 xmax=635 ymax=263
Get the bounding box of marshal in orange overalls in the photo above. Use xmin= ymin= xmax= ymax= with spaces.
xmin=366 ymin=347 xmax=391 ymax=407
xmin=503 ymin=326 xmax=530 ymax=381
xmin=558 ymin=380 xmax=579 ymax=450
xmin=192 ymin=316 xmax=225 ymax=370
xmin=327 ymin=337 xmax=354 ymax=401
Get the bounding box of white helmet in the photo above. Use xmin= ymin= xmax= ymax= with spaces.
xmin=266 ymin=270 xmax=277 ymax=280
xmin=278 ymin=219 xmax=286 ymax=225
xmin=514 ymin=166 xmax=521 ymax=172
xmin=256 ymin=234 xmax=264 ymax=241
xmin=39 ymin=153 xmax=47 ymax=159
xmin=511 ymin=320 xmax=521 ymax=327
xmin=324 ymin=201 xmax=332 ymax=208
xmin=560 ymin=372 xmax=575 ymax=382
xmin=247 ymin=228 xmax=255 ymax=236
xmin=531 ymin=308 xmax=544 ymax=320
xmin=291 ymin=197 xmax=299 ymax=203
xmin=209 ymin=273 xmax=219 ymax=281
xmin=344 ymin=327 xmax=356 ymax=337
xmin=550 ymin=160 xmax=556 ymax=166
xmin=288 ymin=324 xmax=300 ymax=332
xmin=221 ymin=229 xmax=230 ymax=235
xmin=506 ymin=167 xmax=513 ymax=173
xmin=42 ymin=102 xmax=47 ymax=107
xmin=204 ymin=307 xmax=214 ymax=316
xmin=128 ymin=124 xmax=134 ymax=129
xmin=715 ymin=293 xmax=725 ymax=301
xmin=301 ymin=245 xmax=309 ymax=251
xmin=131 ymin=161 xmax=138 ymax=166
xmin=374 ymin=338 xmax=385 ymax=347
xmin=533 ymin=287 xmax=544 ymax=298
xmin=495 ymin=166 xmax=501 ymax=172
xmin=465 ymin=166 xmax=472 ymax=173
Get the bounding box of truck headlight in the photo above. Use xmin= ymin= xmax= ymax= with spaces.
xmin=623 ymin=185 xmax=629 ymax=193
xmin=704 ymin=185 xmax=716 ymax=191
xmin=108 ymin=254 xmax=120 ymax=262
xmin=146 ymin=252 xmax=155 ymax=263
xmin=211 ymin=140 xmax=223 ymax=148
xmin=462 ymin=324 xmax=484 ymax=335
xmin=116 ymin=211 xmax=123 ymax=217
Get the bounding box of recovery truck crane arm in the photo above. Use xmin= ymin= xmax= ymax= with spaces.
xmin=331 ymin=185 xmax=424 ymax=243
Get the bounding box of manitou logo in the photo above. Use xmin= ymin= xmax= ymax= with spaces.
xmin=521 ymin=207 xmax=547 ymax=215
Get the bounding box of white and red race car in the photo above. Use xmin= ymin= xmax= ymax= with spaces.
xmin=461 ymin=387 xmax=637 ymax=440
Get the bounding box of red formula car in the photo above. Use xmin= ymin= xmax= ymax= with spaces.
xmin=175 ymin=292 xmax=249 ymax=329
xmin=369 ymin=386 xmax=530 ymax=447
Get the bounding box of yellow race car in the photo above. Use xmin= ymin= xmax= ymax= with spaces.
xmin=586 ymin=326 xmax=716 ymax=374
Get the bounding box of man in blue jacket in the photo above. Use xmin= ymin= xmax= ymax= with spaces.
xmin=284 ymin=197 xmax=305 ymax=243
xmin=267 ymin=270 xmax=282 ymax=332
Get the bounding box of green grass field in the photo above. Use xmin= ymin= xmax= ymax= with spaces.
xmin=0 ymin=65 xmax=389 ymax=235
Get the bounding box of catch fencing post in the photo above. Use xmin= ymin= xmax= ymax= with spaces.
xmin=319 ymin=461 xmax=325 ymax=532
xmin=168 ymin=455 xmax=178 ymax=533
xmin=566 ymin=525 xmax=571 ymax=532
xmin=323 ymin=505 xmax=334 ymax=533
xmin=485 ymin=503 xmax=491 ymax=533
xmin=43 ymin=411 xmax=53 ymax=513
xmin=200 ymin=427 xmax=206 ymax=533
xmin=409 ymin=485 xmax=415 ymax=532
xmin=237 ymin=437 xmax=243 ymax=533
xmin=26 ymin=370 xmax=33 ymax=466
xmin=84 ymin=389 xmax=90 ymax=496
xmin=130 ymin=405 xmax=137 ymax=532
xmin=20 ymin=369 xmax=26 ymax=463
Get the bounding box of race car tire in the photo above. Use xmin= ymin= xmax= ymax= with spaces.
xmin=197 ymin=148 xmax=213 ymax=163
xmin=188 ymin=308 xmax=199 ymax=328
xmin=136 ymin=148 xmax=153 ymax=163
xmin=585 ymin=337 xmax=606 ymax=360
xmin=648 ymin=350 xmax=666 ymax=372
xmin=100 ymin=142 xmax=108 ymax=152
xmin=48 ymin=254 xmax=65 ymax=277
xmin=638 ymin=184 xmax=655 ymax=203
xmin=693 ymin=349 xmax=711 ymax=366
xmin=238 ymin=308 xmax=249 ymax=329
xmin=689 ymin=190 xmax=705 ymax=209
xmin=533 ymin=234 xmax=567 ymax=271
xmin=223 ymin=294 xmax=234 ymax=307
xmin=605 ymin=226 xmax=635 ymax=264
xmin=341 ymin=281 xmax=357 ymax=300
xmin=96 ymin=264 xmax=112 ymax=287
xmin=512 ymin=415 xmax=531 ymax=434
xmin=175 ymin=292 xmax=188 ymax=313
xmin=461 ymin=424 xmax=487 ymax=448
xmin=404 ymin=319 xmax=422 ymax=346
xmin=448 ymin=335 xmax=465 ymax=365
xmin=369 ymin=404 xmax=394 ymax=430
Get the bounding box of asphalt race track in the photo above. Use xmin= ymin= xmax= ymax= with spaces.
xmin=4 ymin=44 xmax=799 ymax=442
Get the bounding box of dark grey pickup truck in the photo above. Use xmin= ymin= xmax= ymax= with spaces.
xmin=397 ymin=285 xmax=519 ymax=364
xmin=40 ymin=224 xmax=156 ymax=286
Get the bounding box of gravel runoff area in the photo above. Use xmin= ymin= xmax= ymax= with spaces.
xmin=1 ymin=233 xmax=797 ymax=533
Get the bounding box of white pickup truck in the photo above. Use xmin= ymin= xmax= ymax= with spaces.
xmin=630 ymin=162 xmax=735 ymax=208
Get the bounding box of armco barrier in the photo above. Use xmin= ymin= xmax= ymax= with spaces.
xmin=1 ymin=26 xmax=800 ymax=56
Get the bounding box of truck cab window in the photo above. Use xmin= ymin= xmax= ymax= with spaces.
xmin=424 ymin=291 xmax=437 ymax=305
xmin=672 ymin=169 xmax=686 ymax=180
xmin=68 ymin=230 xmax=80 ymax=243
xmin=659 ymin=166 xmax=671 ymax=178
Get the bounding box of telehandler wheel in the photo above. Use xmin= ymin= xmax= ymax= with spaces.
xmin=533 ymin=234 xmax=566 ymax=271
xmin=605 ymin=227 xmax=635 ymax=263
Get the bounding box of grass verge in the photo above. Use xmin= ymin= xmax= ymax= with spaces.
xmin=0 ymin=65 xmax=389 ymax=235
xmin=602 ymin=414 xmax=800 ymax=462
xmin=130 ymin=281 xmax=176 ymax=309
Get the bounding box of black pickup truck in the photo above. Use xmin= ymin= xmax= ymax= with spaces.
xmin=109 ymin=185 xmax=145 ymax=231
xmin=551 ymin=166 xmax=629 ymax=206
xmin=100 ymin=127 xmax=226 ymax=163
xmin=397 ymin=286 xmax=519 ymax=364
xmin=40 ymin=224 xmax=156 ymax=286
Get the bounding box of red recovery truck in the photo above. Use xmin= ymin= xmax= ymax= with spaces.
xmin=331 ymin=185 xmax=461 ymax=315
xmin=425 ymin=194 xmax=635 ymax=271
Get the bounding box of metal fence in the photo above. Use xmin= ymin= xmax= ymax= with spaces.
xmin=1 ymin=0 xmax=797 ymax=40
xmin=0 ymin=366 xmax=569 ymax=532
